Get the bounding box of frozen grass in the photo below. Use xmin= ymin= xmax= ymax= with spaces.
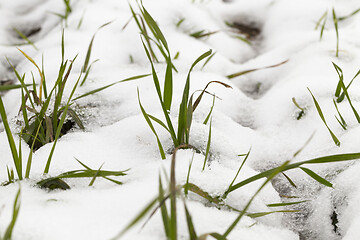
xmin=2 ymin=1 xmax=360 ymax=239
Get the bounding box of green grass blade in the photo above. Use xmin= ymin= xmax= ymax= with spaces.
xmin=25 ymin=119 xmax=43 ymax=178
xmin=282 ymin=172 xmax=297 ymax=188
xmin=193 ymin=81 xmax=231 ymax=112
xmin=332 ymin=8 xmax=339 ymax=57
xmin=41 ymin=54 xmax=48 ymax=99
xmin=201 ymin=51 xmax=216 ymax=70
xmin=141 ymin=5 xmax=169 ymax=52
xmin=223 ymin=149 xmax=251 ymax=198
xmin=141 ymin=38 xmax=178 ymax=145
xmin=137 ymin=89 xmax=166 ymax=159
xmin=315 ymin=11 xmax=327 ymax=30
xmin=148 ymin=114 xmax=170 ymax=133
xmin=110 ymin=196 xmax=158 ymax=240
xmin=0 ymin=84 xmax=30 ymax=91
xmin=163 ymin=57 xmax=173 ymax=111
xmin=12 ymin=27 xmax=38 ymax=50
xmin=203 ymin=95 xmax=215 ymax=125
xmin=227 ymin=60 xmax=288 ymax=79
xmin=184 ymin=201 xmax=198 ymax=240
xmin=333 ymin=99 xmax=347 ymax=130
xmin=225 ymin=152 xmax=360 ymax=195
xmin=67 ymin=108 xmax=85 ymax=130
xmin=338 ymin=8 xmax=360 ymax=21
xmin=300 ymin=167 xmax=333 ymax=187
xmin=0 ymin=96 xmax=22 ymax=180
xmin=178 ymin=50 xmax=212 ymax=144
xmin=185 ymin=183 xmax=221 ymax=204
xmin=202 ymin=118 xmax=212 ymax=171
xmin=222 ymin=161 xmax=290 ymax=238
xmin=53 ymin=55 xmax=77 ymax=134
xmin=17 ymin=48 xmax=45 ymax=102
xmin=44 ymin=70 xmax=82 ymax=174
xmin=170 ymin=148 xmax=178 ymax=240
xmin=74 ymin=74 xmax=149 ymax=100
xmin=308 ymin=88 xmax=340 ymax=146
xmin=80 ymin=59 xmax=99 ymax=86
xmin=3 ymin=188 xmax=21 ymax=240
xmin=184 ymin=152 xmax=195 ymax=197
xmin=88 ymin=163 xmax=104 ymax=186
xmin=267 ymin=200 xmax=308 ymax=208
xmin=336 ymin=71 xmax=360 ymax=123
xmin=247 ymin=210 xmax=299 ymax=218
xmin=337 ymin=68 xmax=360 ymax=102
xmin=159 ymin=176 xmax=170 ymax=237
xmin=82 ymin=21 xmax=113 ymax=73
xmin=320 ymin=17 xmax=327 ymax=40
xmin=333 ymin=62 xmax=343 ymax=98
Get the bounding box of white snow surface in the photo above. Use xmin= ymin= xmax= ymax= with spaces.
xmin=0 ymin=0 xmax=360 ymax=239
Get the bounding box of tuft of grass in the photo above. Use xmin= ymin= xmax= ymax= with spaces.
xmin=308 ymin=88 xmax=340 ymax=146
xmin=2 ymin=31 xmax=87 ymax=178
xmin=135 ymin=4 xmax=232 ymax=159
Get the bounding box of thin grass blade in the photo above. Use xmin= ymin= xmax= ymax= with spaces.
xmin=202 ymin=118 xmax=212 ymax=171
xmin=300 ymin=167 xmax=333 ymax=187
xmin=308 ymin=88 xmax=340 ymax=146
xmin=227 ymin=60 xmax=288 ymax=79
xmin=137 ymin=88 xmax=166 ymax=159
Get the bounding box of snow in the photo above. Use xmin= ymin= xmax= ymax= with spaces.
xmin=1 ymin=0 xmax=360 ymax=239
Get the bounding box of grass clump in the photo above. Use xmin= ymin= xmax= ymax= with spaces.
xmin=0 ymin=30 xmax=85 ymax=181
xmin=134 ymin=3 xmax=231 ymax=159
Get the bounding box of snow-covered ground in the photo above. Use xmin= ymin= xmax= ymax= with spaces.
xmin=1 ymin=0 xmax=360 ymax=239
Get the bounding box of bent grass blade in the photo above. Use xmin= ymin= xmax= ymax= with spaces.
xmin=308 ymin=88 xmax=340 ymax=146
xmin=225 ymin=152 xmax=360 ymax=195
xmin=227 ymin=60 xmax=288 ymax=79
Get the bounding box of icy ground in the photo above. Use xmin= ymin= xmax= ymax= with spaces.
xmin=1 ymin=0 xmax=360 ymax=239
